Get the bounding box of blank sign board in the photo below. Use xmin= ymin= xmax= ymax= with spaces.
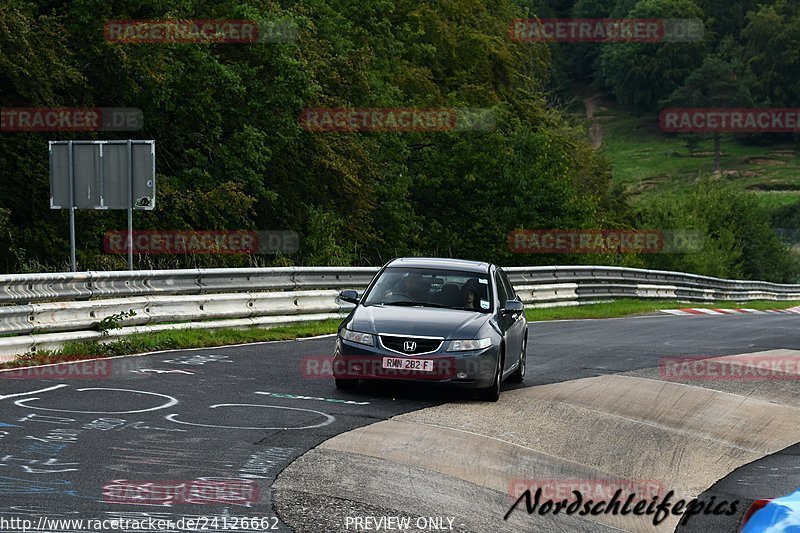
xmin=50 ymin=140 xmax=155 ymax=210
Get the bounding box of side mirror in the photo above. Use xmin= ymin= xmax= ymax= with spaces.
xmin=502 ymin=300 xmax=524 ymax=315
xmin=339 ymin=290 xmax=360 ymax=304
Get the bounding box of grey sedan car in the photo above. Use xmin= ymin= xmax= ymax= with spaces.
xmin=333 ymin=257 xmax=528 ymax=401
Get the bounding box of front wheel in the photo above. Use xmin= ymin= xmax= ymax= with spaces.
xmin=509 ymin=335 xmax=527 ymax=384
xmin=478 ymin=357 xmax=501 ymax=402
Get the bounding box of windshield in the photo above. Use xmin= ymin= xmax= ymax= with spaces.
xmin=362 ymin=267 xmax=492 ymax=312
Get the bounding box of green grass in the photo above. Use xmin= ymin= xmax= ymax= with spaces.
xmin=748 ymin=190 xmax=800 ymax=210
xmin=526 ymin=299 xmax=800 ymax=321
xmin=587 ymin=97 xmax=800 ymax=209
xmin=0 ymin=319 xmax=341 ymax=370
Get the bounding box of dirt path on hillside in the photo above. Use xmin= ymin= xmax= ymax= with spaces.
xmin=584 ymin=94 xmax=603 ymax=148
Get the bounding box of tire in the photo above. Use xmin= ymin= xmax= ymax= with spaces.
xmin=478 ymin=354 xmax=502 ymax=402
xmin=335 ymin=377 xmax=358 ymax=390
xmin=509 ymin=335 xmax=527 ymax=384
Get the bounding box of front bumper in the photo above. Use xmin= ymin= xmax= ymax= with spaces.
xmin=332 ymin=336 xmax=499 ymax=389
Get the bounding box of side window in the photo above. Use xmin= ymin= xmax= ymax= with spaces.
xmin=499 ymin=269 xmax=516 ymax=300
xmin=494 ymin=271 xmax=509 ymax=307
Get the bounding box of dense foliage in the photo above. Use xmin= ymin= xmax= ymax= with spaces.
xmin=0 ymin=0 xmax=798 ymax=281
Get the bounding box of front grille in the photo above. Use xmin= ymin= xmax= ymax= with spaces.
xmin=379 ymin=335 xmax=443 ymax=355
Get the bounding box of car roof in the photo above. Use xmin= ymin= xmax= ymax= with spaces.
xmin=385 ymin=257 xmax=492 ymax=274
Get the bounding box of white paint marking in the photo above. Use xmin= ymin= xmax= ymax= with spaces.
xmin=255 ymin=391 xmax=369 ymax=405
xmin=14 ymin=388 xmax=178 ymax=414
xmin=0 ymin=384 xmax=68 ymax=401
xmin=162 ymin=354 xmax=230 ymax=366
xmin=130 ymin=369 xmax=194 ymax=375
xmin=296 ymin=334 xmax=337 ymax=341
xmin=165 ymin=404 xmax=335 ymax=430
xmin=689 ymin=308 xmax=723 ymax=315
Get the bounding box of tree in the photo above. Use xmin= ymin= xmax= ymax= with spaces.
xmin=639 ymin=179 xmax=799 ymax=282
xmin=597 ymin=0 xmax=707 ymax=113
xmin=0 ymin=0 xmax=620 ymax=272
xmin=741 ymin=0 xmax=800 ymax=109
xmin=565 ymin=0 xmax=618 ymax=85
xmin=661 ymin=39 xmax=755 ymax=171
xmin=696 ymin=0 xmax=761 ymax=40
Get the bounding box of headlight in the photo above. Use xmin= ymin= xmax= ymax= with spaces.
xmin=341 ymin=328 xmax=375 ymax=346
xmin=446 ymin=338 xmax=492 ymax=351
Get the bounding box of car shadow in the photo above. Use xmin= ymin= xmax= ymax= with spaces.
xmin=341 ymin=379 xmax=518 ymax=403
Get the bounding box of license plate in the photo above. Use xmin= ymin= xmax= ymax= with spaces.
xmin=382 ymin=357 xmax=434 ymax=372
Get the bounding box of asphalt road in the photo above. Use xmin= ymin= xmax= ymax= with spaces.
xmin=0 ymin=313 xmax=797 ymax=532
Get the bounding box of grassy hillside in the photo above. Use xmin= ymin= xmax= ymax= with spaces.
xmin=584 ymin=96 xmax=800 ymax=210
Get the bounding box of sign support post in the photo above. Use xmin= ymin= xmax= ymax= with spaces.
xmin=127 ymin=139 xmax=134 ymax=271
xmin=67 ymin=140 xmax=76 ymax=272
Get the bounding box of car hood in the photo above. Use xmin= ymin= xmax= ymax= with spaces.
xmin=347 ymin=305 xmax=491 ymax=339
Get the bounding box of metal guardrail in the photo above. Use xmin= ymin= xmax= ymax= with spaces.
xmin=0 ymin=267 xmax=381 ymax=305
xmin=505 ymin=266 xmax=800 ymax=305
xmin=0 ymin=265 xmax=799 ymax=359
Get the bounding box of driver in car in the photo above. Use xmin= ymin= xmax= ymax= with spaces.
xmin=385 ymin=273 xmax=428 ymax=301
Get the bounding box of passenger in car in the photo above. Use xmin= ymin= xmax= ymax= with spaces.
xmin=460 ymin=284 xmax=480 ymax=310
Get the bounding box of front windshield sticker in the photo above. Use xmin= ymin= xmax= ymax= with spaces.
xmin=479 ymin=279 xmax=488 ymax=284
xmin=480 ymin=300 xmax=490 ymax=309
